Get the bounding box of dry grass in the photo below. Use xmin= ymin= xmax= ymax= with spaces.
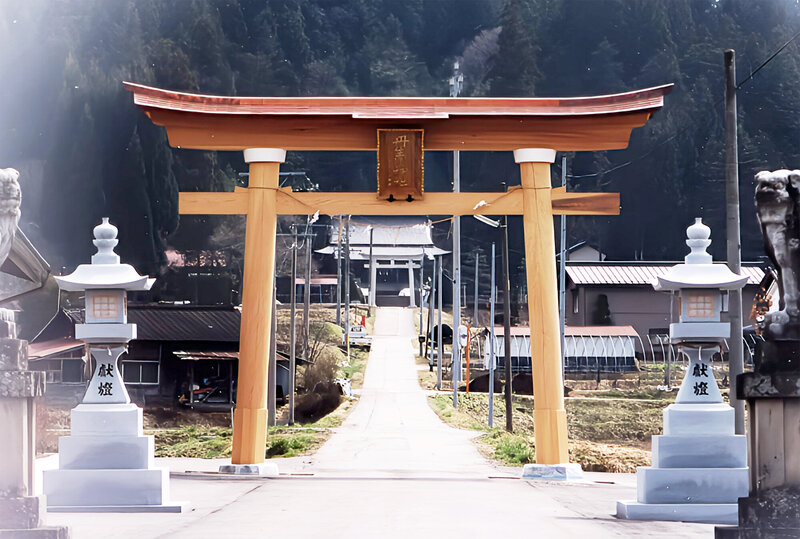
xmin=428 ymin=391 xmax=670 ymax=472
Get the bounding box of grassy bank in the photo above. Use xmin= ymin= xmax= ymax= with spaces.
xmin=153 ymin=397 xmax=357 ymax=459
xmin=428 ymin=392 xmax=671 ymax=472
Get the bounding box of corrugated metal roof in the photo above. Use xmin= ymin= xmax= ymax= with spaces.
xmin=28 ymin=338 xmax=83 ymax=359
xmin=565 ymin=325 xmax=639 ymax=337
xmin=173 ymin=350 xmax=238 ymax=361
xmin=295 ymin=276 xmax=338 ymax=285
xmin=65 ymin=306 xmax=241 ymax=342
xmin=130 ymin=306 xmax=240 ymax=342
xmin=566 ymin=264 xmax=764 ymax=286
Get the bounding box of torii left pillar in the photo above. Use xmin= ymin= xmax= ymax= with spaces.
xmin=516 ymin=148 xmax=580 ymax=480
xmin=223 ymin=148 xmax=284 ymax=475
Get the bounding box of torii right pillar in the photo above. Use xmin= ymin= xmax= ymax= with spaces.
xmin=515 ymin=148 xmax=580 ymax=480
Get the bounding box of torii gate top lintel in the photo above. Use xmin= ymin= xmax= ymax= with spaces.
xmin=123 ymin=81 xmax=672 ymax=152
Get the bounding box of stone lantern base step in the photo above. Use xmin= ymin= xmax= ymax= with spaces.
xmin=663 ymin=403 xmax=735 ymax=436
xmin=43 ymin=468 xmax=183 ymax=510
xmin=0 ymin=527 xmax=70 ymax=538
xmin=636 ymin=466 xmax=748 ymax=504
xmin=652 ymin=434 xmax=747 ymax=469
xmin=616 ymin=500 xmax=738 ymax=525
xmin=70 ymin=403 xmax=143 ymax=436
xmin=58 ymin=434 xmax=154 ymax=470
xmin=46 ymin=502 xmax=189 ymax=513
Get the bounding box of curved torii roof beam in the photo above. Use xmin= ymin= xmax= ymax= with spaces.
xmin=123 ymin=82 xmax=672 ymax=152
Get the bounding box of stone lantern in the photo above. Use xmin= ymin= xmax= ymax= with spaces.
xmin=43 ymin=218 xmax=185 ymax=512
xmin=57 ymin=218 xmax=153 ymax=405
xmin=617 ymin=218 xmax=749 ymax=524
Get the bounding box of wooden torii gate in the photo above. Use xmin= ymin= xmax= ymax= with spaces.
xmin=125 ymin=82 xmax=671 ymax=468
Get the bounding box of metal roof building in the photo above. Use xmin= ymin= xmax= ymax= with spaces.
xmin=318 ymin=216 xmax=449 ymax=306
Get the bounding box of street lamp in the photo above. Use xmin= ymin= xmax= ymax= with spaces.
xmin=473 ymin=213 xmax=514 ymax=432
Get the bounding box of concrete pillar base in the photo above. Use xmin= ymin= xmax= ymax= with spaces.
xmin=521 ymin=462 xmax=583 ymax=481
xmin=218 ymin=463 xmax=279 ymax=477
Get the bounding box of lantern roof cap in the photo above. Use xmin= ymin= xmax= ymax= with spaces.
xmin=54 ymin=218 xmax=154 ymax=292
xmin=653 ymin=218 xmax=748 ymax=291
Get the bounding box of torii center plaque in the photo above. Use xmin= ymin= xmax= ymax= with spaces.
xmin=377 ymin=129 xmax=424 ymax=201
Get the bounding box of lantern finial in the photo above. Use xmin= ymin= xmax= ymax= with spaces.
xmin=685 ymin=217 xmax=712 ymax=265
xmin=91 ymin=217 xmax=120 ymax=264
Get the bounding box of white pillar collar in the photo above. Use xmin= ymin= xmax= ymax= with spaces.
xmin=513 ymin=148 xmax=556 ymax=164
xmin=243 ymin=148 xmax=287 ymax=163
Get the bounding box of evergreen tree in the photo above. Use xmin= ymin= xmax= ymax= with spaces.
xmin=488 ymin=0 xmax=539 ymax=96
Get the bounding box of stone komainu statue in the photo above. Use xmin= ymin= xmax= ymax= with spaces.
xmin=0 ymin=168 xmax=20 ymax=267
xmin=755 ymin=169 xmax=800 ymax=341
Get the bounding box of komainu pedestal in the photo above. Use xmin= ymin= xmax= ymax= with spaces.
xmin=715 ymin=169 xmax=800 ymax=538
xmin=719 ymin=344 xmax=800 ymax=538
xmin=0 ymin=310 xmax=69 ymax=538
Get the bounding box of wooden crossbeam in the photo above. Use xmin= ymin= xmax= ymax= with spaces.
xmin=179 ymin=187 xmax=619 ymax=217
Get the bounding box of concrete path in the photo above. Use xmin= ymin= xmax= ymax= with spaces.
xmin=44 ymin=307 xmax=718 ymax=538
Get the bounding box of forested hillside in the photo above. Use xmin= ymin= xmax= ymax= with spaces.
xmin=2 ymin=0 xmax=800 ymax=283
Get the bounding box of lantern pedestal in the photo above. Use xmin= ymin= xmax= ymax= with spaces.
xmin=44 ymin=403 xmax=187 ymax=512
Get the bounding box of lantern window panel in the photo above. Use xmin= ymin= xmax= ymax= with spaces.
xmin=686 ymin=293 xmax=715 ymax=318
xmin=91 ymin=294 xmax=120 ymax=319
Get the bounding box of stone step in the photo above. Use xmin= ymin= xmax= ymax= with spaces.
xmin=43 ymin=468 xmax=168 ymax=507
xmin=663 ymin=403 xmax=735 ymax=436
xmin=58 ymin=435 xmax=154 ymax=470
xmin=637 ymin=466 xmax=748 ymax=504
xmin=652 ymin=435 xmax=747 ymax=469
xmin=616 ymin=500 xmax=738 ymax=525
xmin=70 ymin=403 xmax=143 ymax=436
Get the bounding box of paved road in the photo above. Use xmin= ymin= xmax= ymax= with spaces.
xmin=45 ymin=307 xmax=717 ymax=538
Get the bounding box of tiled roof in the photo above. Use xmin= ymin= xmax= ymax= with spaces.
xmin=566 ymin=264 xmax=764 ymax=286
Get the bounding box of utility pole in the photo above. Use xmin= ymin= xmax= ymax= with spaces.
xmin=427 ymin=258 xmax=435 ymax=366
xmin=303 ymin=221 xmax=312 ymax=365
xmin=344 ymin=216 xmax=351 ymax=359
xmin=437 ymin=255 xmax=443 ymax=390
xmin=559 ymin=156 xmax=567 ymax=382
xmin=419 ymin=255 xmax=425 ymax=357
xmin=489 ymin=242 xmax=496 ymax=427
xmin=502 ymin=215 xmax=513 ymax=432
xmin=450 ymin=61 xmax=463 ymax=408
xmin=474 ymin=250 xmax=480 ymax=326
xmin=368 ymin=226 xmax=375 ymax=306
xmin=725 ymin=49 xmax=745 ymax=435
xmin=289 ymin=225 xmax=297 ymax=425
xmin=336 ymin=217 xmax=342 ymax=326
